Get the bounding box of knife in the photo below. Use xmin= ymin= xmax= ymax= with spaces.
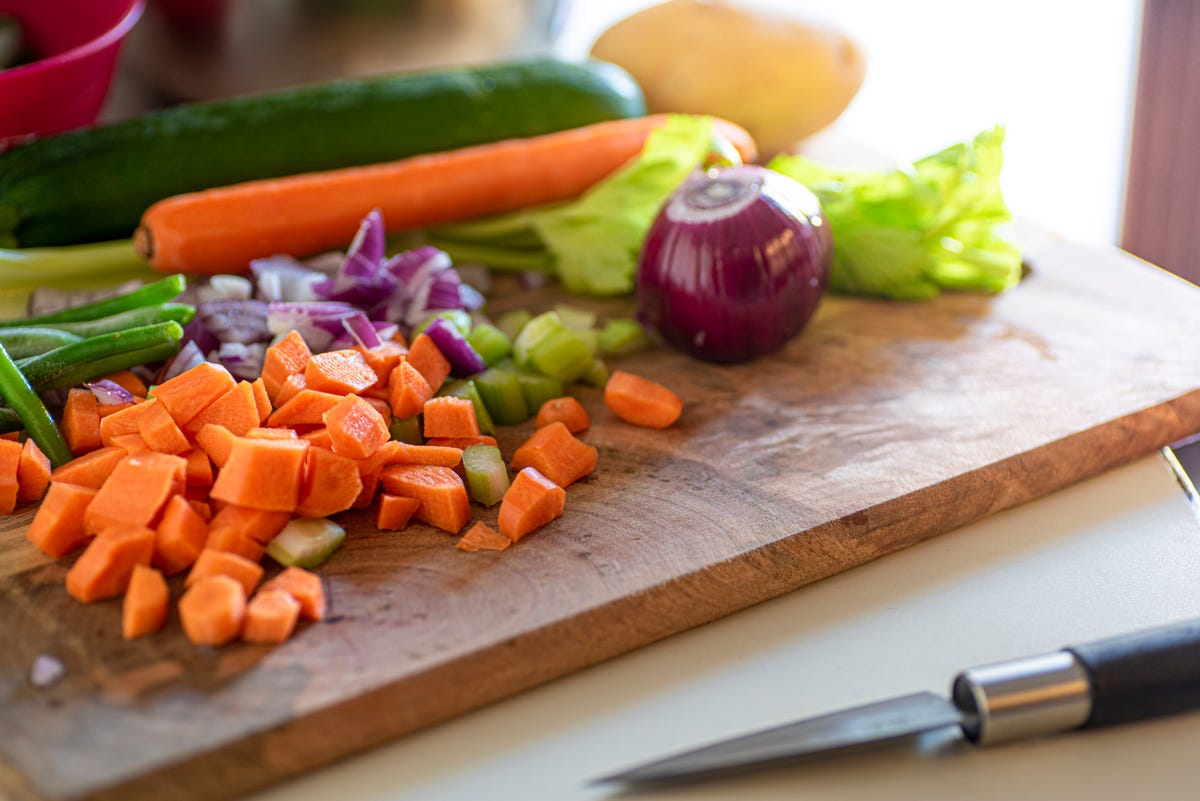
xmin=597 ymin=616 xmax=1200 ymax=786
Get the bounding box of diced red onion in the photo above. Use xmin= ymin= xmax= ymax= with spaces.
xmin=341 ymin=208 xmax=386 ymax=278
xmin=424 ymin=317 xmax=486 ymax=377
xmin=267 ymin=301 xmax=360 ymax=351
xmin=195 ymin=299 xmax=270 ymax=344
xmin=159 ymin=340 xmax=207 ymax=382
xmin=342 ymin=312 xmax=382 ymax=350
xmin=251 ymin=256 xmax=327 ymax=302
xmin=209 ymin=342 xmax=267 ymax=381
xmin=84 ymin=379 xmax=134 ymax=405
xmin=458 ymin=283 xmax=486 ymax=312
xmin=30 ymin=654 xmax=65 ymax=688
xmin=196 ymin=275 xmax=253 ymax=303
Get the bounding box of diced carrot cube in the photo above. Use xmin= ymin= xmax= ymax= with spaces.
xmin=376 ymin=493 xmax=421 ymax=531
xmin=26 ymin=482 xmax=98 ymax=557
xmin=65 ymin=525 xmax=156 ymax=603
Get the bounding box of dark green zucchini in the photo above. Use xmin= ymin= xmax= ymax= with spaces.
xmin=0 ymin=58 xmax=646 ymax=247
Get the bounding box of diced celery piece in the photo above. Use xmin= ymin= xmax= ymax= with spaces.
xmin=495 ymin=309 xmax=532 ymax=342
xmin=511 ymin=311 xmax=563 ymax=367
xmin=412 ymin=309 xmax=472 ymax=338
xmin=598 ymin=318 xmax=654 ymax=356
xmin=441 ymin=378 xmax=496 ymax=435
xmin=513 ymin=312 xmax=594 ymax=383
xmin=516 ymin=371 xmax=563 ymax=415
xmin=553 ymin=303 xmax=597 ymax=331
xmin=266 ymin=518 xmax=346 ymax=569
xmin=389 ymin=415 xmax=423 ymax=444
xmin=475 ymin=367 xmax=529 ymax=425
xmin=575 ymin=327 xmax=600 ymax=357
xmin=581 ymin=357 xmax=609 ymax=387
xmin=466 ymin=322 xmax=511 ymax=366
xmin=462 ymin=444 xmax=510 ymax=506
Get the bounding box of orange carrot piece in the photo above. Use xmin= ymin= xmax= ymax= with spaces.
xmin=153 ymin=494 xmax=209 ymax=575
xmin=241 ymin=589 xmax=301 ymax=644
xmin=604 ymin=370 xmax=683 ymax=429
xmin=210 ymin=436 xmax=309 ymax=512
xmin=136 ymin=398 xmax=191 ymax=454
xmin=510 ymin=421 xmax=598 ymax=488
xmin=65 ymin=525 xmax=156 ymax=603
xmin=250 ymin=377 xmax=272 ymax=424
xmin=422 ymin=396 xmax=480 ymax=439
xmin=0 ymin=438 xmax=19 ymax=515
xmin=26 ymin=482 xmax=98 ymax=557
xmin=424 ymin=435 xmax=499 ymax=450
xmin=184 ymin=449 xmax=213 ymax=488
xmin=295 ymin=446 xmax=362 ymax=518
xmin=497 ymin=467 xmax=565 ymax=542
xmin=245 ymin=426 xmax=299 ymax=439
xmin=193 ymin=423 xmax=237 ymax=468
xmin=110 ymin=433 xmax=151 ymax=453
xmin=62 ymin=388 xmax=102 ymax=455
xmin=363 ymin=396 xmax=393 ymax=427
xmin=261 ymin=566 xmax=326 ymax=621
xmin=358 ymin=440 xmax=462 ymax=473
xmin=267 ymin=389 xmax=344 ymax=428
xmin=208 ymin=504 xmax=291 ymax=545
xmin=188 ymin=499 xmax=213 ymax=521
xmin=456 ymin=521 xmax=512 ymax=552
xmin=17 ymin=438 xmax=52 ymax=503
xmin=83 ymin=452 xmax=186 ymax=535
xmin=304 ymin=348 xmax=378 ymax=396
xmin=179 ymin=574 xmax=246 ymax=646
xmin=302 ymin=427 xmax=334 ymax=451
xmin=405 ymin=334 xmax=451 ymax=394
xmin=376 ymin=493 xmax=421 ymax=531
xmin=355 ymin=341 xmax=408 ymax=393
xmin=152 ymin=361 xmax=238 ymax=427
xmin=260 ymin=330 xmax=312 ymax=402
xmin=274 ymin=372 xmax=307 ymax=407
xmin=49 ymin=446 xmax=126 ymax=489
xmin=98 ymin=399 xmax=151 ymax=446
xmin=0 ymin=432 xmax=16 ymax=441
xmin=534 ymin=396 xmax=590 ymax=434
xmin=186 ymin=548 xmax=264 ymax=597
xmin=379 ymin=464 xmax=470 ymax=534
xmin=96 ymin=401 xmax=134 ymax=418
xmin=354 ymin=467 xmax=382 ymax=509
xmin=122 ymin=564 xmax=169 ymax=639
xmin=204 ymin=526 xmax=267 ymax=562
xmin=323 ymin=394 xmax=389 ymax=460
xmin=186 ymin=380 xmax=261 ymax=436
xmin=387 ymin=359 xmax=433 ymax=419
xmin=138 ymin=115 xmax=757 ymax=275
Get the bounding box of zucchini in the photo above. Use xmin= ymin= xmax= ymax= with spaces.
xmin=0 ymin=58 xmax=646 ymax=248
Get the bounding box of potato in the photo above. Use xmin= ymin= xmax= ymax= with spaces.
xmin=590 ymin=0 xmax=866 ymax=155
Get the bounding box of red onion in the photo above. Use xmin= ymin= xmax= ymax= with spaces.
xmin=424 ymin=317 xmax=486 ymax=377
xmin=636 ymin=165 xmax=832 ymax=363
xmin=84 ymin=379 xmax=134 ymax=406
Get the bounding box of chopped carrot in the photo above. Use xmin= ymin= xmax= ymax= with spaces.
xmin=137 ymin=114 xmax=757 ymax=275
xmin=96 ymin=401 xmax=134 ymax=418
xmin=422 ymin=396 xmax=480 ymax=439
xmin=304 ymin=348 xmax=378 ymax=395
xmin=604 ymin=370 xmax=683 ymax=429
xmin=0 ymin=432 xmax=16 ymax=441
xmin=376 ymin=493 xmax=421 ymax=531
xmin=0 ymin=438 xmax=19 ymax=515
xmin=497 ymin=467 xmax=565 ymax=542
xmin=208 ymin=504 xmax=291 ymax=545
xmin=103 ymin=369 xmax=149 ymax=397
xmin=122 ymin=564 xmax=169 ymax=639
xmin=379 ymin=464 xmax=470 ymax=534
xmin=323 ymin=394 xmax=390 ymax=460
xmin=387 ymin=359 xmax=433 ymax=419
xmin=110 ymin=433 xmax=151 ymax=453
xmin=188 ymin=499 xmax=213 ymax=521
xmin=245 ymin=426 xmax=300 ymax=439
xmin=358 ymin=440 xmax=463 ymax=473
xmin=295 ymin=446 xmax=362 ymax=519
xmin=204 ymin=525 xmax=266 ymax=562
xmin=250 ymin=377 xmax=272 ymax=423
xmin=62 ymin=388 xmax=102 ymax=455
xmin=193 ymin=423 xmax=237 ymax=468
xmin=241 ymin=589 xmax=301 ymax=644
xmin=151 ymin=361 xmax=237 ymax=428
xmin=26 ymin=482 xmax=98 ymax=557
xmin=511 ymin=421 xmax=597 ymax=488
xmin=353 ymin=467 xmax=382 ymax=509
xmin=65 ymin=525 xmax=156 ymax=603
xmin=186 ymin=548 xmax=264 ymax=597
xmin=355 ymin=341 xmax=408 ymax=393
xmin=49 ymin=446 xmax=126 ymax=489
xmin=456 ymin=521 xmax=512 ymax=552
xmin=179 ymin=574 xmax=246 ymax=646
xmin=260 ymin=330 xmax=312 ymax=402
xmin=210 ymin=436 xmax=309 ymax=512
xmin=184 ymin=449 xmax=213 ymax=489
xmin=83 ymin=452 xmax=186 ymax=535
xmin=405 ymin=334 xmax=451 ymax=394
xmin=535 ymin=396 xmax=590 ymax=434
xmin=363 ymin=396 xmax=393 ymax=427
xmin=185 ymin=380 xmax=261 ymax=436
xmin=153 ymin=494 xmax=209 ymax=575
xmin=274 ymin=372 xmax=307 ymax=406
xmin=267 ymin=389 xmax=344 ymax=428
xmin=98 ymin=399 xmax=151 ymax=447
xmin=17 ymin=438 xmax=52 ymax=503
xmin=302 ymin=427 xmax=334 ymax=451
xmin=136 ymin=398 xmax=191 ymax=454
xmin=261 ymin=565 xmax=326 ymax=621
xmin=424 ymin=435 xmax=499 ymax=450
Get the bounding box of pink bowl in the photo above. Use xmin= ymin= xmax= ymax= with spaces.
xmin=0 ymin=0 xmax=144 ymax=144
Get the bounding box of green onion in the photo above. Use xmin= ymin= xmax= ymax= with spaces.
xmin=0 ymin=327 xmax=83 ymax=359
xmin=389 ymin=415 xmax=423 ymax=445
xmin=462 ymin=444 xmax=510 ymax=506
xmin=266 ymin=518 xmax=346 ymax=569
xmin=18 ymin=322 xmax=184 ymax=390
xmin=474 ymin=367 xmax=529 ymax=426
xmin=465 ymin=322 xmax=511 ymax=367
xmin=0 ymin=343 xmax=72 ymax=467
xmin=441 ymin=379 xmax=496 ymax=435
xmin=0 ymin=273 xmax=187 ymax=327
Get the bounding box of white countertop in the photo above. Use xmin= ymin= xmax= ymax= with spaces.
xmin=246 ymin=449 xmax=1200 ymax=801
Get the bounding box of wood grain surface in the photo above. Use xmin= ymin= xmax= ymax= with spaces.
xmin=4 ymin=241 xmax=1200 ymax=801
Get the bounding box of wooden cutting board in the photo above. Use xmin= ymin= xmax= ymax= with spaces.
xmin=4 ymin=241 xmax=1200 ymax=801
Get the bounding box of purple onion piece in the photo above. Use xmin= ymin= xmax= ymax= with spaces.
xmin=196 ymin=275 xmax=253 ymax=303
xmin=267 ymin=301 xmax=361 ymax=352
xmin=372 ymin=321 xmax=400 ymax=342
xmin=342 ymin=312 xmax=382 ymax=350
xmin=210 ymin=342 xmax=267 ymax=381
xmin=425 ymin=317 xmax=486 ymax=377
xmin=251 ymin=255 xmax=327 ymax=302
xmin=30 ymin=654 xmax=65 ymax=688
xmin=458 ymin=283 xmax=486 ymax=312
xmin=159 ymin=341 xmax=206 ymax=382
xmin=341 ymin=208 xmax=386 ymax=278
xmin=84 ymin=379 xmax=134 ymax=406
xmin=196 ymin=299 xmax=271 ymax=344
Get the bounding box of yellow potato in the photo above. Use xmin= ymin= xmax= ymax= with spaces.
xmin=590 ymin=0 xmax=866 ymax=155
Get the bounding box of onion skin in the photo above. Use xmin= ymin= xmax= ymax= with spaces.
xmin=636 ymin=165 xmax=832 ymax=363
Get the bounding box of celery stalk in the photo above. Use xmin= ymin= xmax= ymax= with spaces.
xmin=462 ymin=444 xmax=510 ymax=506
xmin=466 ymin=322 xmax=511 ymax=366
xmin=266 ymin=519 xmax=346 ymax=569
xmin=475 ymin=367 xmax=529 ymax=425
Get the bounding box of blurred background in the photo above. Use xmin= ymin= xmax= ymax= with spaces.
xmin=84 ymin=1 xmax=1182 ymax=279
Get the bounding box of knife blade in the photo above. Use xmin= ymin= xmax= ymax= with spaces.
xmin=597 ymin=616 xmax=1200 ymax=786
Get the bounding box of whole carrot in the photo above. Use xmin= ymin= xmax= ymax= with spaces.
xmin=135 ymin=115 xmax=757 ymax=276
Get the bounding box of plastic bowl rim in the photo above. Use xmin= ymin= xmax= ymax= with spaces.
xmin=0 ymin=0 xmax=146 ymax=80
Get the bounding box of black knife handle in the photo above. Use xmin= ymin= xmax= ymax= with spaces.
xmin=1067 ymin=617 xmax=1200 ymax=728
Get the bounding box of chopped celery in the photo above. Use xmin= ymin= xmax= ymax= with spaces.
xmin=462 ymin=444 xmax=510 ymax=506
xmin=495 ymin=309 xmax=532 ymax=342
xmin=582 ymin=357 xmax=609 ymax=387
xmin=575 ymin=327 xmax=600 ymax=357
xmin=475 ymin=367 xmax=529 ymax=425
xmin=553 ymin=303 xmax=597 ymax=331
xmin=466 ymin=322 xmax=511 ymax=366
xmin=515 ymin=370 xmax=564 ymax=414
xmin=512 ymin=311 xmax=593 ymax=384
xmin=389 ymin=415 xmax=423 ymax=444
xmin=412 ymin=309 xmax=472 ymax=338
xmin=598 ymin=318 xmax=654 ymax=356
xmin=266 ymin=518 xmax=346 ymax=569
xmin=440 ymin=378 xmax=496 ymax=435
